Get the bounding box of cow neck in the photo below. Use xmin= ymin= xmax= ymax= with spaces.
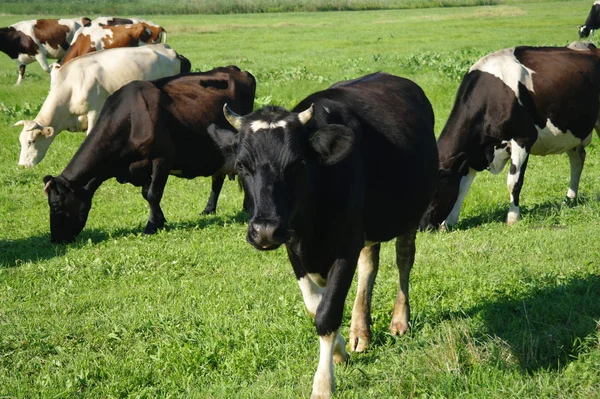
xmin=35 ymin=85 xmax=73 ymax=133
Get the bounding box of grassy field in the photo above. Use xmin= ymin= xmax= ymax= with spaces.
xmin=1 ymin=1 xmax=600 ymax=398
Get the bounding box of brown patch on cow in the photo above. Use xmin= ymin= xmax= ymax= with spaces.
xmin=0 ymin=27 xmax=39 ymax=58
xmin=33 ymin=19 xmax=70 ymax=50
xmin=60 ymin=34 xmax=94 ymax=64
xmin=101 ymin=24 xmax=151 ymax=48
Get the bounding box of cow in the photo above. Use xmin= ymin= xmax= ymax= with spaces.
xmin=579 ymin=1 xmax=600 ymax=38
xmin=59 ymin=22 xmax=166 ymax=65
xmin=88 ymin=17 xmax=166 ymax=43
xmin=419 ymin=43 xmax=600 ymax=231
xmin=0 ymin=17 xmax=90 ymax=84
xmin=207 ymin=72 xmax=438 ymax=399
xmin=42 ymin=66 xmax=256 ymax=244
xmin=15 ymin=44 xmax=191 ymax=167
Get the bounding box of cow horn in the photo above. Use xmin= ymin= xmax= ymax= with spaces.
xmin=223 ymin=103 xmax=243 ymax=131
xmin=298 ymin=104 xmax=314 ymax=125
xmin=13 ymin=120 xmax=25 ymax=127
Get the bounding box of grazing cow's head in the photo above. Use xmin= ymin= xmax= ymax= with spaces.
xmin=208 ymin=104 xmax=354 ymax=250
xmin=419 ymin=152 xmax=469 ymax=231
xmin=579 ymin=25 xmax=591 ymax=38
xmin=43 ymin=175 xmax=92 ymax=244
xmin=14 ymin=120 xmax=56 ymax=167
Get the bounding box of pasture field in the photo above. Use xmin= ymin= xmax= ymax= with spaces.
xmin=1 ymin=1 xmax=599 ymax=398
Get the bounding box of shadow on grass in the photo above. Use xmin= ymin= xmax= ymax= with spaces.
xmin=0 ymin=211 xmax=248 ymax=268
xmin=466 ymin=274 xmax=600 ymax=372
xmin=455 ymin=195 xmax=596 ymax=230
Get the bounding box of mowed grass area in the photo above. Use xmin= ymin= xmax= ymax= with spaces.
xmin=1 ymin=1 xmax=600 ymax=398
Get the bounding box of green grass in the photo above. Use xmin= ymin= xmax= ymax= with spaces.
xmin=1 ymin=1 xmax=600 ymax=398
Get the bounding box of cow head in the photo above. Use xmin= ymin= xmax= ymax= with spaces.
xmin=208 ymin=104 xmax=354 ymax=250
xmin=419 ymin=152 xmax=469 ymax=231
xmin=578 ymin=25 xmax=591 ymax=38
xmin=14 ymin=120 xmax=56 ymax=167
xmin=43 ymin=175 xmax=92 ymax=244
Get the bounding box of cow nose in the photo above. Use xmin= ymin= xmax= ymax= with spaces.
xmin=248 ymin=222 xmax=278 ymax=249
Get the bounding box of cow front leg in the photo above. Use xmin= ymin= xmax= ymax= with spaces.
xmin=443 ymin=167 xmax=477 ymax=229
xmin=312 ymin=256 xmax=358 ymax=399
xmin=390 ymin=229 xmax=416 ymax=336
xmin=202 ymin=173 xmax=226 ymax=215
xmin=566 ymin=145 xmax=586 ymax=202
xmin=34 ymin=52 xmax=50 ymax=73
xmin=506 ymin=141 xmax=529 ymax=225
xmin=16 ymin=64 xmax=25 ymax=85
xmin=349 ymin=243 xmax=380 ymax=352
xmin=142 ymin=158 xmax=171 ymax=234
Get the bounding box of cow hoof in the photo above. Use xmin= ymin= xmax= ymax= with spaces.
xmin=333 ymin=350 xmax=350 ymax=365
xmin=201 ymin=208 xmax=216 ymax=215
xmin=348 ymin=331 xmax=371 ymax=352
xmin=389 ymin=322 xmax=409 ymax=336
xmin=143 ymin=221 xmax=163 ymax=235
xmin=506 ymin=212 xmax=520 ymax=226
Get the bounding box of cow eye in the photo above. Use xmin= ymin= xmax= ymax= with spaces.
xmin=235 ymin=161 xmax=252 ymax=175
xmin=28 ymin=140 xmax=35 ymax=145
xmin=287 ymin=159 xmax=306 ymax=175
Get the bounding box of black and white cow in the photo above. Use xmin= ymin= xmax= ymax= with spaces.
xmin=579 ymin=1 xmax=600 ymax=38
xmin=420 ymin=43 xmax=600 ymax=231
xmin=209 ymin=72 xmax=439 ymax=398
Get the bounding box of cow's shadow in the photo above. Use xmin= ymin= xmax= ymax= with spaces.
xmin=456 ymin=195 xmax=597 ymax=230
xmin=465 ymin=274 xmax=600 ymax=372
xmin=362 ymin=274 xmax=600 ymax=372
xmin=0 ymin=211 xmax=248 ymax=268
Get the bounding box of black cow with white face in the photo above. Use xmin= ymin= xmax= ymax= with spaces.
xmin=579 ymin=1 xmax=600 ymax=38
xmin=420 ymin=43 xmax=600 ymax=231
xmin=209 ymin=72 xmax=438 ymax=398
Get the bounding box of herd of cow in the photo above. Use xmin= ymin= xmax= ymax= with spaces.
xmin=2 ymin=6 xmax=600 ymax=399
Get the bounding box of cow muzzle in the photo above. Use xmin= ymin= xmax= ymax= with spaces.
xmin=247 ymin=221 xmax=288 ymax=250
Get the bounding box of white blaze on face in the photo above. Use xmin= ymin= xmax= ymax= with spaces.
xmin=250 ymin=119 xmax=288 ymax=133
xmin=531 ymin=119 xmax=587 ymax=156
xmin=470 ymin=48 xmax=535 ymax=105
xmin=17 ymin=121 xmax=54 ymax=167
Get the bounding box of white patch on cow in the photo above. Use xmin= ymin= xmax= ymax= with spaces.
xmin=298 ymin=275 xmax=325 ymax=317
xmin=488 ymin=140 xmax=511 ymax=174
xmin=312 ymin=332 xmax=336 ymax=399
xmin=87 ymin=27 xmax=113 ymax=50
xmin=506 ymin=140 xmax=528 ymax=225
xmin=250 ymin=119 xmax=287 ymax=132
xmin=443 ymin=168 xmax=477 ymax=228
xmin=530 ymin=119 xmax=587 ymax=156
xmin=470 ymin=48 xmax=535 ymax=104
xmin=568 ymin=41 xmax=593 ymax=52
xmin=594 ymin=0 xmax=600 ymax=6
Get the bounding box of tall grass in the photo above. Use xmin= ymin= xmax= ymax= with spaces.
xmin=0 ymin=0 xmax=569 ymax=16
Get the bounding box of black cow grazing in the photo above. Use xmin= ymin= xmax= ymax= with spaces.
xmin=420 ymin=43 xmax=600 ymax=231
xmin=579 ymin=1 xmax=600 ymax=38
xmin=208 ymin=72 xmax=438 ymax=399
xmin=43 ymin=66 xmax=256 ymax=244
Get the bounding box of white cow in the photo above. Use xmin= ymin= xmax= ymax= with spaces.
xmin=15 ymin=44 xmax=190 ymax=167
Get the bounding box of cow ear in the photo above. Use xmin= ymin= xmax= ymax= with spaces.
xmin=309 ymin=124 xmax=354 ymax=166
xmin=207 ymin=123 xmax=239 ymax=161
xmin=41 ymin=127 xmax=55 ymax=137
xmin=43 ymin=175 xmax=55 ymax=196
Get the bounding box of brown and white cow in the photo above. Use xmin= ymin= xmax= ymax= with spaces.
xmin=15 ymin=44 xmax=191 ymax=167
xmin=420 ymin=43 xmax=600 ymax=230
xmin=0 ymin=18 xmax=90 ymax=84
xmin=88 ymin=17 xmax=166 ymax=43
xmin=59 ymin=22 xmax=166 ymax=65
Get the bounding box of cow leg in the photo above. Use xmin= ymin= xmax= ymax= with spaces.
xmin=506 ymin=141 xmax=530 ymax=225
xmin=16 ymin=64 xmax=25 ymax=85
xmin=312 ymin=255 xmax=358 ymax=399
xmin=34 ymin=53 xmax=50 ymax=73
xmin=349 ymin=243 xmax=380 ymax=352
xmin=566 ymin=144 xmax=587 ymax=201
xmin=85 ymin=110 xmax=100 ymax=135
xmin=142 ymin=158 xmax=171 ymax=234
xmin=202 ymin=173 xmax=226 ymax=215
xmin=390 ymin=229 xmax=416 ymax=336
xmin=443 ymin=167 xmax=477 ymax=229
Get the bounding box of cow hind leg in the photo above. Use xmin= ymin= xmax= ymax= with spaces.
xmin=390 ymin=229 xmax=416 ymax=336
xmin=349 ymin=243 xmax=380 ymax=352
xmin=506 ymin=141 xmax=530 ymax=225
xmin=443 ymin=168 xmax=477 ymax=229
xmin=16 ymin=64 xmax=25 ymax=85
xmin=202 ymin=173 xmax=226 ymax=215
xmin=566 ymin=144 xmax=587 ymax=202
xmin=142 ymin=158 xmax=171 ymax=234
